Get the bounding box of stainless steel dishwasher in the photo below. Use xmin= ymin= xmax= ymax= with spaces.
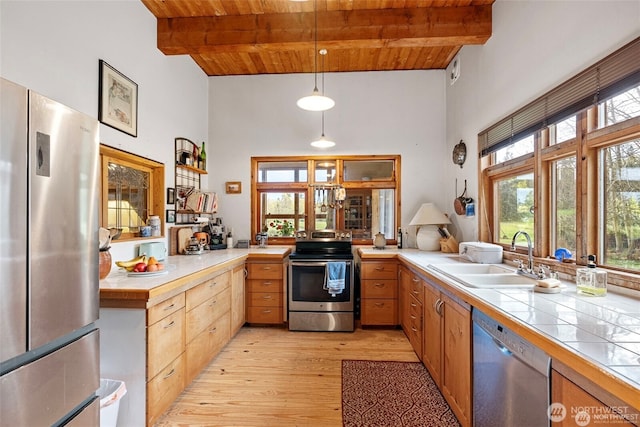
xmin=473 ymin=309 xmax=551 ymax=427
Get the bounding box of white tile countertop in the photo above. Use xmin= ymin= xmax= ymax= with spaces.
xmin=358 ymin=247 xmax=640 ymax=407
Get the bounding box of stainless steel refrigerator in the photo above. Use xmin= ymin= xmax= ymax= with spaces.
xmin=0 ymin=78 xmax=101 ymax=426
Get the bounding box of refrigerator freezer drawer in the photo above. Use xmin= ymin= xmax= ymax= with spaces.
xmin=0 ymin=329 xmax=99 ymax=426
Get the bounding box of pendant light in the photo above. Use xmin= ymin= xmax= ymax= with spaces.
xmin=311 ymin=111 xmax=335 ymax=148
xmin=310 ymin=49 xmax=335 ymax=148
xmin=297 ymin=0 xmax=335 ymax=112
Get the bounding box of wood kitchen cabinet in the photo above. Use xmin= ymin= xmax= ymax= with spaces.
xmin=246 ymin=260 xmax=286 ymax=324
xmin=360 ymin=260 xmax=398 ymax=326
xmin=422 ymin=277 xmax=472 ymax=427
xmin=551 ymin=366 xmax=637 ymax=426
xmin=99 ymin=259 xmax=245 ymax=427
xmin=399 ymin=265 xmax=423 ymax=357
xmin=146 ymin=293 xmax=186 ymax=426
xmin=231 ymin=264 xmax=246 ymax=335
xmin=185 ymin=270 xmax=231 ymax=385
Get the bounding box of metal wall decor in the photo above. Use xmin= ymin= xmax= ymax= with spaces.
xmin=452 ymin=139 xmax=467 ymax=168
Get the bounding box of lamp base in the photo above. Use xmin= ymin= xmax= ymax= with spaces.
xmin=416 ymin=225 xmax=441 ymax=251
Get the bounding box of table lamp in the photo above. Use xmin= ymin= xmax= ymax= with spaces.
xmin=409 ymin=203 xmax=451 ymax=251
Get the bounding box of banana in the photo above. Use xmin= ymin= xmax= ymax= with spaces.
xmin=116 ymin=255 xmax=147 ymax=269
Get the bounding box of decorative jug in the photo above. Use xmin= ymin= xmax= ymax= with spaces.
xmin=373 ymin=232 xmax=386 ymax=249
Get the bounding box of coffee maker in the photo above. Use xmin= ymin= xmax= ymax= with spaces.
xmin=203 ymin=222 xmax=226 ymax=249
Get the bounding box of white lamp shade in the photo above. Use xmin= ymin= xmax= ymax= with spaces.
xmin=310 ymin=135 xmax=335 ymax=148
xmin=297 ymin=89 xmax=335 ymax=112
xmin=409 ymin=203 xmax=451 ymax=251
xmin=409 ymin=203 xmax=451 ymax=227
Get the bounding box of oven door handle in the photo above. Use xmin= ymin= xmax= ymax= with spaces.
xmin=290 ymin=261 xmax=352 ymax=268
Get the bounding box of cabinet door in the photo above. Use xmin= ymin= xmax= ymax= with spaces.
xmin=231 ymin=265 xmax=245 ymax=336
xmin=441 ymin=293 xmax=472 ymax=427
xmin=551 ymin=370 xmax=636 ymax=427
xmin=422 ymin=283 xmax=442 ymax=386
xmin=399 ymin=267 xmax=410 ymax=331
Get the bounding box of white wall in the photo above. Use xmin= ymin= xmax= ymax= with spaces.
xmin=1 ymin=0 xmax=209 ymax=261
xmin=208 ymin=70 xmax=447 ymax=244
xmin=445 ymin=0 xmax=640 ymax=242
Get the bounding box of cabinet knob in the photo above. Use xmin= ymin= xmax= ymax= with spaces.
xmin=163 ymin=368 xmax=176 ymax=380
xmin=163 ymin=303 xmax=175 ymax=311
xmin=164 ymin=320 xmax=176 ymax=329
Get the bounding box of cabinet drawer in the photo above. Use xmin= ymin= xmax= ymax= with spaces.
xmin=248 ymin=292 xmax=282 ymax=307
xmin=361 ymin=299 xmax=397 ymax=325
xmin=147 ymin=352 xmax=185 ymax=426
xmin=247 ymin=263 xmax=283 ymax=280
xmin=185 ymin=313 xmax=231 ymax=384
xmin=148 ymin=293 xmax=185 ymax=326
xmin=361 ymin=279 xmax=397 ymax=299
xmin=361 ymin=262 xmax=398 ymax=280
xmin=186 ymin=271 xmax=231 ymax=310
xmin=246 ymin=279 xmax=282 ymax=293
xmin=186 ymin=287 xmax=231 ymax=343
xmin=147 ymin=308 xmax=185 ymax=379
xmin=408 ymin=275 xmax=424 ymax=304
xmin=247 ymin=306 xmax=283 ymax=324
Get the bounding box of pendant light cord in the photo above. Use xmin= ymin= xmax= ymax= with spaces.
xmin=313 ymin=0 xmax=318 ymax=91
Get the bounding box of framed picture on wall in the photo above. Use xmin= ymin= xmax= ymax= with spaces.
xmin=225 ymin=181 xmax=242 ymax=194
xmin=166 ymin=209 xmax=175 ymax=223
xmin=98 ymin=59 xmax=138 ymax=137
xmin=166 ymin=188 xmax=175 ymax=205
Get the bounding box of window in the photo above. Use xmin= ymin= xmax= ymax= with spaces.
xmin=479 ymin=37 xmax=640 ymax=291
xmin=252 ymin=156 xmax=401 ymax=245
xmin=552 ymin=156 xmax=577 ymax=255
xmin=100 ymin=145 xmax=165 ymax=240
xmin=495 ymin=173 xmax=535 ymax=246
xmin=601 ymin=139 xmax=640 ymax=270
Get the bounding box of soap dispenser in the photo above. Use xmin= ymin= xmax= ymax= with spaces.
xmin=576 ymin=255 xmax=607 ymax=296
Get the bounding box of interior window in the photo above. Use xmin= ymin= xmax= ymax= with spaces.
xmin=601 ymin=138 xmax=640 ymax=270
xmin=252 ymin=155 xmax=400 ymax=244
xmin=100 ymin=145 xmax=165 ymax=240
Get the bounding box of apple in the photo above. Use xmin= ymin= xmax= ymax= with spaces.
xmin=146 ymin=264 xmax=159 ymax=272
xmin=156 ymin=263 xmax=164 ymax=270
xmin=133 ymin=262 xmax=147 ymax=272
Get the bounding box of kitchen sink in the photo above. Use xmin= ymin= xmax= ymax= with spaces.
xmin=428 ymin=263 xmax=536 ymax=288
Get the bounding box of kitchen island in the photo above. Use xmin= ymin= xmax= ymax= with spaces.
xmin=98 ymin=246 xmax=291 ymax=427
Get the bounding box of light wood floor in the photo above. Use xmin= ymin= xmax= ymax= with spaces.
xmin=155 ymin=326 xmax=419 ymax=426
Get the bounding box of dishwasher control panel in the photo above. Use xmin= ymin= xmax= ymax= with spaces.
xmin=473 ymin=308 xmax=550 ymax=375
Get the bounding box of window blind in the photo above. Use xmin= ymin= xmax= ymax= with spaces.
xmin=479 ymin=37 xmax=640 ymax=157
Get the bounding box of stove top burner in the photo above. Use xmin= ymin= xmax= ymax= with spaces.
xmin=292 ymin=229 xmax=353 ymax=259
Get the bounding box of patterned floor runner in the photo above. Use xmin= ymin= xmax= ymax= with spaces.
xmin=342 ymin=360 xmax=461 ymax=427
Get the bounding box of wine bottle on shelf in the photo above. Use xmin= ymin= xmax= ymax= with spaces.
xmin=397 ymin=227 xmax=403 ymax=249
xmin=192 ymin=143 xmax=199 ymax=169
xmin=200 ymin=142 xmax=207 ymax=171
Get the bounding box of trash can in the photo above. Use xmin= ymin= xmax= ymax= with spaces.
xmin=98 ymin=379 xmax=127 ymax=427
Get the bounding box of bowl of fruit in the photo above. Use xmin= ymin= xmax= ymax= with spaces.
xmin=116 ymin=255 xmax=170 ymax=277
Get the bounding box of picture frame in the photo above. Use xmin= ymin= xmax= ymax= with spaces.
xmin=225 ymin=181 xmax=242 ymax=194
xmin=166 ymin=209 xmax=175 ymax=223
xmin=98 ymin=59 xmax=138 ymax=137
xmin=166 ymin=187 xmax=175 ymax=205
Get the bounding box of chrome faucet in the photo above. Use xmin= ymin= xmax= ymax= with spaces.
xmin=511 ymin=231 xmax=539 ymax=279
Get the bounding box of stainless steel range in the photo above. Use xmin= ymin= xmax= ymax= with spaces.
xmin=288 ymin=230 xmax=354 ymax=332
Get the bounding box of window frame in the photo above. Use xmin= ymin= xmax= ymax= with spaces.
xmin=100 ymin=144 xmax=165 ymax=241
xmin=251 ymin=155 xmax=401 ymax=246
xmin=480 ymin=107 xmax=640 ymax=292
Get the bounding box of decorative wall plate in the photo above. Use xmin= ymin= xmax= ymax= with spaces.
xmin=452 ymin=140 xmax=467 ymax=168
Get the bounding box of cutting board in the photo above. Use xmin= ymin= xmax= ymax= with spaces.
xmin=169 ymin=226 xmax=194 ymax=255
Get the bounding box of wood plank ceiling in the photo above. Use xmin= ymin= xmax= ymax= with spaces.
xmin=141 ymin=0 xmax=494 ymax=76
